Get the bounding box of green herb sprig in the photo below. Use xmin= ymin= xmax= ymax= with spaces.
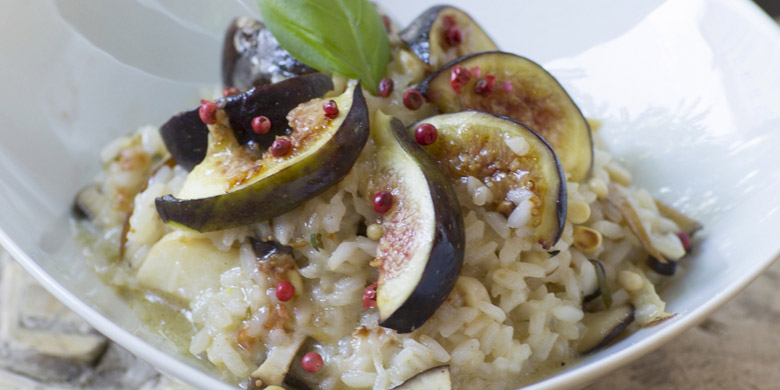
xmin=256 ymin=0 xmax=390 ymax=94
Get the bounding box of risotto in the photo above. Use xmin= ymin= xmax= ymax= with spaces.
xmin=72 ymin=3 xmax=700 ymax=390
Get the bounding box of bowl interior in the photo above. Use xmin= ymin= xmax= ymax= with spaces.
xmin=1 ymin=0 xmax=779 ymax=389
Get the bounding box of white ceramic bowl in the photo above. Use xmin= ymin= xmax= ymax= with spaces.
xmin=1 ymin=0 xmax=779 ymax=389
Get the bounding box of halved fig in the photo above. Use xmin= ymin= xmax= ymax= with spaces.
xmin=370 ymin=111 xmax=465 ymax=333
xmin=160 ymin=72 xmax=333 ymax=171
xmin=419 ymin=51 xmax=593 ymax=182
xmin=391 ymin=365 xmax=452 ymax=390
xmin=411 ymin=111 xmax=566 ymax=248
xmin=222 ymin=17 xmax=315 ymax=90
xmin=400 ymin=6 xmax=498 ymax=69
xmin=155 ymin=83 xmax=369 ymax=232
xmin=575 ymin=304 xmax=635 ymax=355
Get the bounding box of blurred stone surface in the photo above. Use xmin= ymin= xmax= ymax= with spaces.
xmin=0 ymin=251 xmax=186 ymax=390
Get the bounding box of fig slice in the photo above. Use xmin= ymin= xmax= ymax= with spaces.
xmin=155 ymin=83 xmax=369 ymax=232
xmin=222 ymin=17 xmax=316 ymax=90
xmin=391 ymin=365 xmax=452 ymax=390
xmin=160 ymin=72 xmax=333 ymax=171
xmin=400 ymin=5 xmax=498 ymax=69
xmin=412 ymin=111 xmax=566 ymax=249
xmin=575 ymin=304 xmax=635 ymax=355
xmin=419 ymin=51 xmax=593 ymax=182
xmin=370 ymin=111 xmax=465 ymax=333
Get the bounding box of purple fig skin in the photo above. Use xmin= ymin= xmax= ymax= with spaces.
xmin=578 ymin=305 xmax=635 ymax=355
xmin=376 ymin=117 xmax=465 ymax=334
xmin=408 ymin=110 xmax=567 ymax=250
xmin=160 ymin=73 xmax=333 ymax=171
xmin=399 ymin=5 xmax=449 ymax=65
xmin=399 ymin=5 xmax=497 ymax=68
xmin=419 ymin=51 xmax=594 ymax=182
xmin=647 ymin=256 xmax=677 ymax=275
xmin=156 ymin=84 xmax=368 ymax=232
xmin=222 ymin=17 xmax=315 ymax=90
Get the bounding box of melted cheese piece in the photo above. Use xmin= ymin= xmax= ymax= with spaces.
xmin=136 ymin=231 xmax=239 ymax=302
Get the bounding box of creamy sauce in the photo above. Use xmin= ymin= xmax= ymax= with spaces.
xmin=72 ymin=219 xmax=196 ymax=355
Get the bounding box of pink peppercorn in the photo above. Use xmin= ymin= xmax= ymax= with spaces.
xmin=323 ymin=100 xmax=339 ymax=119
xmin=251 ymin=116 xmax=271 ymax=134
xmin=270 ymin=138 xmax=292 ymax=157
xmin=198 ymin=100 xmax=217 ymax=125
xmin=373 ymin=191 xmax=393 ymax=214
xmin=275 ymin=281 xmax=295 ymax=302
xmin=302 ymin=352 xmax=324 ymax=373
xmin=414 ymin=123 xmax=438 ymax=146
xmin=378 ymin=77 xmax=394 ymax=98
xmin=402 ymin=89 xmax=424 ymax=110
xmin=449 ymin=65 xmax=471 ymax=94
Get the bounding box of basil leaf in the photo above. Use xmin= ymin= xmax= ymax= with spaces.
xmin=257 ymin=0 xmax=390 ymax=94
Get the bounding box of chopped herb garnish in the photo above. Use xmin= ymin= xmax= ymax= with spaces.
xmin=547 ymin=250 xmax=561 ymax=257
xmin=311 ymin=233 xmax=323 ymax=251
